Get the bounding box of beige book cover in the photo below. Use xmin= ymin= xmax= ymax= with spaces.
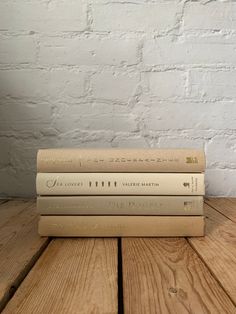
xmin=36 ymin=173 xmax=205 ymax=196
xmin=37 ymin=148 xmax=205 ymax=173
xmin=37 ymin=196 xmax=204 ymax=215
xmin=38 ymin=216 xmax=205 ymax=237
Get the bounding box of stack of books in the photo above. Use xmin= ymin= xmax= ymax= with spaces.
xmin=36 ymin=148 xmax=205 ymax=237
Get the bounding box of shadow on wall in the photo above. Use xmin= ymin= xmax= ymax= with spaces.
xmin=0 ymin=95 xmax=138 ymax=197
xmin=0 ymin=98 xmax=55 ymax=197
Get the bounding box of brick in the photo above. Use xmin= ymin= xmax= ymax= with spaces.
xmin=54 ymin=103 xmax=138 ymax=132
xmin=189 ymin=70 xmax=236 ymax=100
xmin=0 ymin=37 xmax=37 ymax=64
xmin=112 ymin=136 xmax=148 ymax=147
xmin=39 ymin=37 xmax=138 ymax=66
xmin=54 ymin=102 xmax=113 ymax=117
xmin=0 ymin=69 xmax=86 ymax=99
xmin=205 ymin=169 xmax=236 ymax=196
xmin=139 ymin=101 xmax=236 ymax=130
xmin=52 ymin=103 xmax=112 ymax=133
xmin=0 ymin=0 xmax=86 ymax=32
xmin=10 ymin=141 xmax=38 ymax=171
xmin=91 ymin=0 xmax=142 ymax=3
xmin=0 ymin=168 xmax=35 ymax=197
xmin=91 ymin=71 xmax=139 ymax=101
xmin=0 ymin=102 xmax=51 ymax=132
xmin=48 ymin=70 xmax=86 ymax=98
xmin=0 ymin=102 xmax=51 ymax=122
xmin=206 ymin=135 xmax=236 ymax=168
xmin=147 ymin=71 xmax=186 ymax=98
xmin=92 ymin=3 xmax=179 ymax=32
xmin=76 ymin=141 xmax=112 ymax=148
xmin=184 ymin=2 xmax=236 ymax=31
xmin=0 ymin=70 xmax=49 ymax=98
xmin=143 ymin=37 xmax=236 ymax=65
xmin=58 ymin=130 xmax=115 ymax=147
xmin=79 ymin=115 xmax=138 ymax=132
xmin=158 ymin=136 xmax=204 ymax=149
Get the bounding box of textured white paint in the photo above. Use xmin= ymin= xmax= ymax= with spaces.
xmin=92 ymin=3 xmax=179 ymax=32
xmin=0 ymin=0 xmax=236 ymax=197
xmin=39 ymin=37 xmax=139 ymax=66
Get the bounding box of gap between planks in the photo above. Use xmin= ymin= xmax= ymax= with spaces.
xmin=122 ymin=237 xmax=236 ymax=314
xmin=1 ymin=198 xmax=236 ymax=313
xmin=0 ymin=200 xmax=50 ymax=312
xmin=0 ymin=199 xmax=9 ymax=205
xmin=122 ymin=198 xmax=236 ymax=313
xmin=186 ymin=199 xmax=236 ymax=307
xmin=118 ymin=238 xmax=124 ymax=314
xmin=2 ymin=238 xmax=118 ymax=314
xmin=205 ymin=197 xmax=236 ymax=223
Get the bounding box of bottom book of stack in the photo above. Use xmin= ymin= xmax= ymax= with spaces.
xmin=38 ymin=196 xmax=205 ymax=237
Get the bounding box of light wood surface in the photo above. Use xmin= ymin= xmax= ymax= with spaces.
xmin=2 ymin=238 xmax=118 ymax=314
xmin=0 ymin=200 xmax=49 ymax=312
xmin=1 ymin=198 xmax=236 ymax=313
xmin=122 ymin=238 xmax=235 ymax=314
xmin=205 ymin=197 xmax=236 ymax=222
xmin=188 ymin=202 xmax=236 ymax=304
xmin=0 ymin=199 xmax=34 ymax=228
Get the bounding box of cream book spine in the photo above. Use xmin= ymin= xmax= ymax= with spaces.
xmin=37 ymin=148 xmax=205 ymax=173
xmin=37 ymin=196 xmax=204 ymax=215
xmin=38 ymin=216 xmax=205 ymax=237
xmin=36 ymin=173 xmax=205 ymax=196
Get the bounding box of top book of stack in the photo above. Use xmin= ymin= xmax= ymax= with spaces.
xmin=37 ymin=148 xmax=205 ymax=173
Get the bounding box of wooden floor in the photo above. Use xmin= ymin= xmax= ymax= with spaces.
xmin=0 ymin=198 xmax=236 ymax=313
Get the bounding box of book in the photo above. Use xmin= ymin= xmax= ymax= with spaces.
xmin=37 ymin=148 xmax=205 ymax=173
xmin=36 ymin=173 xmax=205 ymax=196
xmin=38 ymin=216 xmax=205 ymax=237
xmin=37 ymin=196 xmax=204 ymax=215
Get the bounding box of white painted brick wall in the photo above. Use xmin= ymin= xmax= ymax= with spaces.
xmin=39 ymin=36 xmax=139 ymax=66
xmin=0 ymin=1 xmax=87 ymax=32
xmin=184 ymin=2 xmax=236 ymax=31
xmin=91 ymin=71 xmax=140 ymax=101
xmin=146 ymin=71 xmax=186 ymax=99
xmin=143 ymin=37 xmax=236 ymax=65
xmin=0 ymin=0 xmax=236 ymax=197
xmin=92 ymin=3 xmax=179 ymax=33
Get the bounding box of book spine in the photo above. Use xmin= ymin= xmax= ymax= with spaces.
xmin=36 ymin=173 xmax=205 ymax=196
xmin=37 ymin=196 xmax=204 ymax=215
xmin=37 ymin=149 xmax=205 ymax=173
xmin=38 ymin=216 xmax=205 ymax=237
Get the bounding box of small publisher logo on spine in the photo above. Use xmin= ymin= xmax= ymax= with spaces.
xmin=46 ymin=179 xmax=57 ymax=188
xmin=186 ymin=157 xmax=198 ymax=164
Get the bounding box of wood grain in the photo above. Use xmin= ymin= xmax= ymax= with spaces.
xmin=0 ymin=200 xmax=49 ymax=311
xmin=3 ymin=238 xmax=118 ymax=314
xmin=189 ymin=203 xmax=236 ymax=305
xmin=122 ymin=238 xmax=235 ymax=314
xmin=0 ymin=199 xmax=34 ymax=229
xmin=205 ymin=197 xmax=236 ymax=222
xmin=0 ymin=199 xmax=8 ymax=205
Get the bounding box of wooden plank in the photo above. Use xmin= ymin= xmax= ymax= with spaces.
xmin=0 ymin=200 xmax=49 ymax=312
xmin=0 ymin=199 xmax=8 ymax=205
xmin=0 ymin=199 xmax=35 ymax=229
xmin=188 ymin=203 xmax=236 ymax=304
xmin=122 ymin=238 xmax=235 ymax=313
xmin=2 ymin=238 xmax=118 ymax=314
xmin=205 ymin=197 xmax=236 ymax=222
